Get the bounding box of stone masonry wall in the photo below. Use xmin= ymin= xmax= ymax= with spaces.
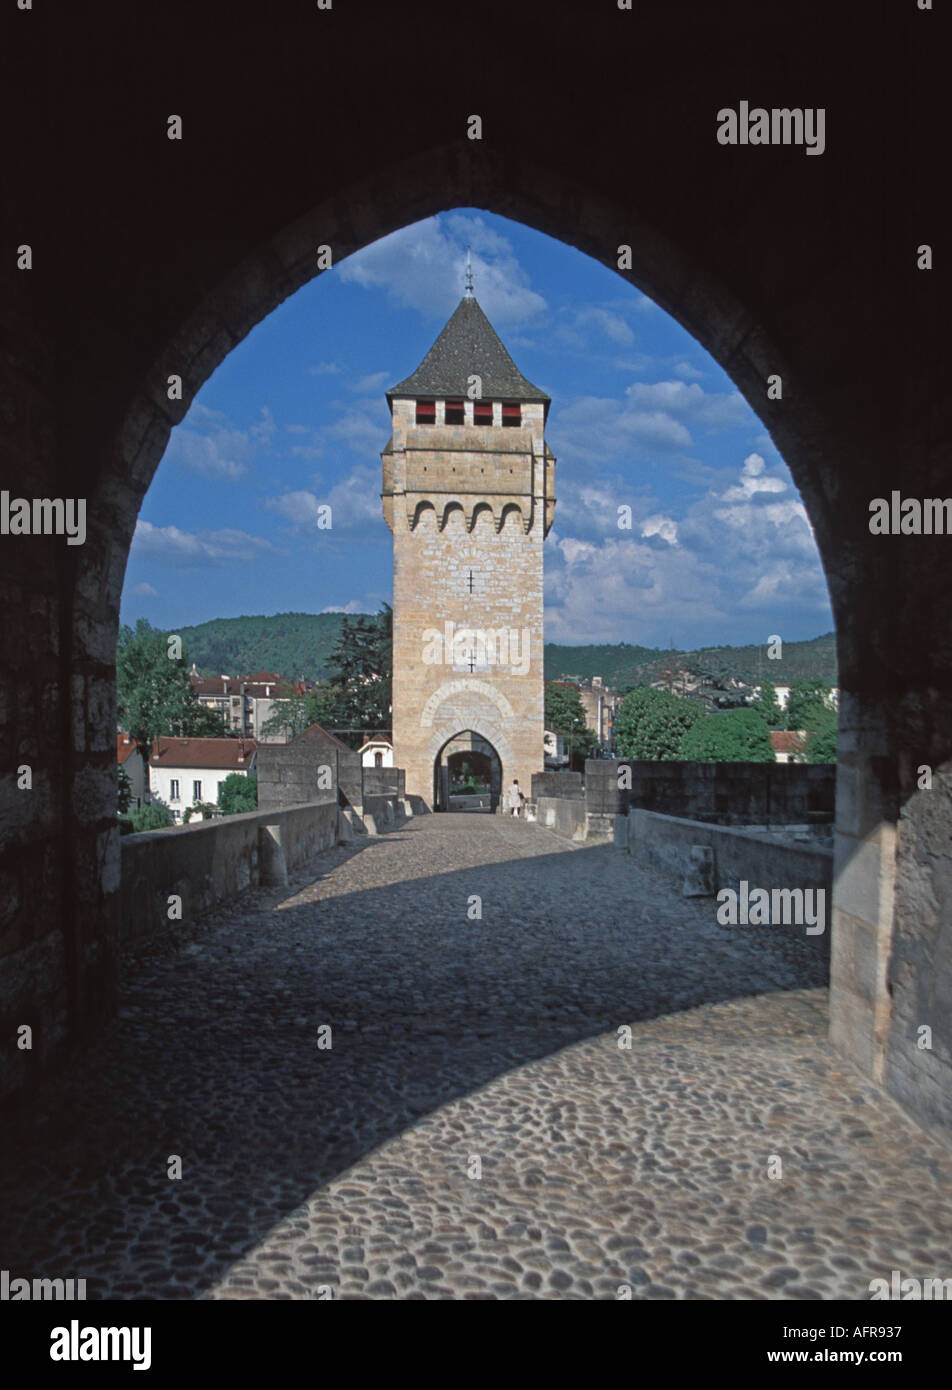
xmin=120 ymin=800 xmax=340 ymax=948
xmin=585 ymin=759 xmax=836 ymax=825
xmin=257 ymin=725 xmax=362 ymax=814
xmin=391 ymin=507 xmax=545 ymax=805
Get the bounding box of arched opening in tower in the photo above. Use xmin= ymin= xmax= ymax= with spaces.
xmin=433 ymin=730 xmax=502 ymax=812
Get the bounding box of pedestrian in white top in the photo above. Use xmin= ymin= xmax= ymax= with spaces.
xmin=507 ymin=779 xmax=524 ymax=816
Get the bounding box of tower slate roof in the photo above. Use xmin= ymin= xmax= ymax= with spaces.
xmin=387 ymin=296 xmax=550 ymax=410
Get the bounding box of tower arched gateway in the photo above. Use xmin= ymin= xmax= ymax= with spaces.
xmin=381 ymin=291 xmax=556 ymax=807
xmin=433 ymin=730 xmax=503 ymax=813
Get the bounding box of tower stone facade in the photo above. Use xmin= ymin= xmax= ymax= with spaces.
xmin=381 ymin=294 xmax=556 ymax=807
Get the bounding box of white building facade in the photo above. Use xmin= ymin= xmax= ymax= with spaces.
xmin=149 ymin=737 xmax=257 ymax=822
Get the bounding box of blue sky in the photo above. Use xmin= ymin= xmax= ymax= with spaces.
xmin=121 ymin=209 xmax=834 ymax=650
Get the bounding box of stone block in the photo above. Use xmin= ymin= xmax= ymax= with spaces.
xmin=682 ymin=845 xmax=715 ymax=897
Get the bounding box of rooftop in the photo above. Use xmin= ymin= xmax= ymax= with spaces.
xmin=387 ymin=296 xmax=550 ymax=409
xmin=151 ymin=737 xmax=258 ymax=769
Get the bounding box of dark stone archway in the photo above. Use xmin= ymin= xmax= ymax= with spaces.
xmin=3 ymin=2 xmax=947 ymax=1132
xmin=434 ymin=732 xmax=502 ymax=813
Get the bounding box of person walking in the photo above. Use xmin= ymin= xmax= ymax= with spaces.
xmin=507 ymin=778 xmax=523 ymax=817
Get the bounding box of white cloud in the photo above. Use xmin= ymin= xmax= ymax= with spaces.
xmin=165 ymin=403 xmax=275 ymax=481
xmin=544 ymin=449 xmax=831 ymax=645
xmin=625 ymin=380 xmax=748 ymax=430
xmin=326 ymin=406 xmax=391 ymax=455
xmin=673 ymin=360 xmax=705 ymax=380
xmin=307 ymin=361 xmax=342 ymax=375
xmin=266 ymin=490 xmax=321 ymax=526
xmin=641 ymin=514 xmax=679 ymax=545
xmin=131 ymin=521 xmax=275 ymax=566
xmin=267 ymin=465 xmax=383 ymax=534
xmin=321 ymin=599 xmax=364 ymax=614
xmin=339 ymin=213 xmax=546 ymax=325
xmin=131 ymin=581 xmax=158 ymax=597
xmin=718 ymin=453 xmax=789 ymax=503
xmin=325 ymin=464 xmax=386 ymax=529
xmin=351 ymin=370 xmax=391 ymax=394
xmin=575 ymin=307 xmax=635 ymax=346
xmin=553 ymin=395 xmax=693 ymax=464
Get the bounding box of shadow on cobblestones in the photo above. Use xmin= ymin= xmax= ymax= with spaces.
xmin=0 ymin=815 xmax=854 ymax=1299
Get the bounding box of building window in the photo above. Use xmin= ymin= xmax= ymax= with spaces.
xmin=474 ymin=400 xmax=493 ymax=426
xmin=502 ymin=402 xmax=521 ymax=427
xmin=218 ymin=781 xmax=225 ymax=800
xmin=415 ymin=399 xmax=436 ymax=425
xmin=374 ymin=751 xmax=383 ymax=767
xmin=193 ymin=780 xmax=202 ymax=802
xmin=444 ymin=399 xmax=464 ymax=425
xmin=169 ymin=779 xmax=180 ymax=802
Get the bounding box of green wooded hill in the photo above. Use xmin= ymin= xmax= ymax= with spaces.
xmin=544 ymin=632 xmax=837 ymax=691
xmin=178 ymin=610 xmax=837 ymax=690
xmin=178 ymin=612 xmax=351 ymax=681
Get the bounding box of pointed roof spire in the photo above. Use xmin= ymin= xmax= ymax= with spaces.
xmin=387 ymin=296 xmax=550 ymax=410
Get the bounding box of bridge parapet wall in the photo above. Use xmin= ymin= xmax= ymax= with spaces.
xmin=627 ymin=808 xmax=832 ymax=893
xmin=119 ymin=800 xmax=341 ymax=947
xmin=585 ymin=760 xmax=835 ymax=825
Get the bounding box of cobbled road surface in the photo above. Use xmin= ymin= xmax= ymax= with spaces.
xmin=1 ymin=813 xmax=950 ymax=1300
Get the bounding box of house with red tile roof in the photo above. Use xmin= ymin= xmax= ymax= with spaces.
xmin=149 ymin=736 xmax=257 ymax=822
xmin=770 ymin=729 xmax=807 ymax=763
xmin=188 ymin=669 xmax=295 ymax=741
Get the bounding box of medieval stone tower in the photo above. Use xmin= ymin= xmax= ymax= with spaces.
xmin=381 ymin=289 xmax=556 ymax=808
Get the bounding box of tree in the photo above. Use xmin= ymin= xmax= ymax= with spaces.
xmin=260 ymin=686 xmax=339 ymax=741
xmin=799 ymin=704 xmax=838 ymax=763
xmin=806 ymin=716 xmax=837 ymax=763
xmin=614 ymin=686 xmax=703 ymax=760
xmin=325 ymin=604 xmax=392 ymax=748
xmin=749 ymin=679 xmax=784 ymax=729
xmin=679 ymin=708 xmax=775 ymax=762
xmin=218 ymin=772 xmax=258 ymax=815
xmin=119 ymin=799 xmax=174 ymax=836
xmin=117 ymin=764 xmax=132 ymax=814
xmin=785 ymin=679 xmax=835 ymax=732
xmin=544 ymin=683 xmax=598 ymax=760
xmin=117 ymin=619 xmax=224 ymax=753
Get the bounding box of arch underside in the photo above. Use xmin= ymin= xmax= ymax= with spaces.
xmin=4 ymin=7 xmax=946 ymax=1127
xmin=410 ymin=499 xmax=529 ymax=534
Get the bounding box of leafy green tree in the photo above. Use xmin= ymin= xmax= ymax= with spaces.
xmin=260 ymin=686 xmax=339 ymax=741
xmin=786 ymin=679 xmax=835 ymax=732
xmin=325 ymin=604 xmax=392 ymax=748
xmin=801 ymin=705 xmax=838 ymax=763
xmin=183 ymin=801 xmax=220 ymax=823
xmin=117 ymin=619 xmax=224 ymax=753
xmin=749 ymin=679 xmax=784 ymax=729
xmin=679 ymin=709 xmax=775 ymax=762
xmin=119 ymin=799 xmax=175 ymax=835
xmin=545 ymin=683 xmax=598 ymax=759
xmin=117 ymin=764 xmax=132 ymax=814
xmin=614 ymin=686 xmax=703 ymax=760
xmin=218 ymin=772 xmax=258 ymax=815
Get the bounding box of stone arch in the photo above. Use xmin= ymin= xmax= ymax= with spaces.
xmin=419 ymin=679 xmax=516 ymax=729
xmin=469 ymin=502 xmax=494 ymax=533
xmin=439 ymin=501 xmax=465 ymax=532
xmin=5 ymin=16 xmax=946 ymax=1128
xmin=410 ymin=499 xmax=437 ymax=531
xmin=497 ymin=502 xmax=525 ymax=534
xmin=432 ymin=729 xmax=504 ymax=813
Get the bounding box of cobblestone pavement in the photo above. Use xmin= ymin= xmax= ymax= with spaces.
xmin=1 ymin=813 xmax=950 ymax=1300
